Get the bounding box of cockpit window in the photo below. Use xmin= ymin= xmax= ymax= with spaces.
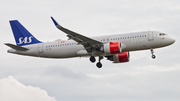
xmin=159 ymin=33 xmax=167 ymax=36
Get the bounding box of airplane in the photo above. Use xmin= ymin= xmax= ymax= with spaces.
xmin=5 ymin=17 xmax=175 ymax=68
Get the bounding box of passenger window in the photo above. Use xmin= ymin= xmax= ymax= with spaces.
xmin=107 ymin=38 xmax=109 ymax=41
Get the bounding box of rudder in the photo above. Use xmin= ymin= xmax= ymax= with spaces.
xmin=9 ymin=20 xmax=41 ymax=46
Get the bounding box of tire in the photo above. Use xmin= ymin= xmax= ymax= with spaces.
xmin=152 ymin=55 xmax=156 ymax=59
xmin=90 ymin=56 xmax=96 ymax=63
xmin=96 ymin=62 xmax=102 ymax=68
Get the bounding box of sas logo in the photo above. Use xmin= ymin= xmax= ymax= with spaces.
xmin=17 ymin=36 xmax=33 ymax=45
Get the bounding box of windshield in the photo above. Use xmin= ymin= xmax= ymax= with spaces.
xmin=159 ymin=33 xmax=168 ymax=36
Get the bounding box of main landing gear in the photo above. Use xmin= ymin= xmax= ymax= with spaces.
xmin=90 ymin=56 xmax=96 ymax=63
xmin=150 ymin=49 xmax=156 ymax=59
xmin=89 ymin=56 xmax=103 ymax=68
xmin=96 ymin=56 xmax=103 ymax=68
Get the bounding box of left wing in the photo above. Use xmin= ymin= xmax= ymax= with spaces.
xmin=51 ymin=17 xmax=102 ymax=52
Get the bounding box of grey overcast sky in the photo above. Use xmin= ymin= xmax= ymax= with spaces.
xmin=1 ymin=0 xmax=180 ymax=101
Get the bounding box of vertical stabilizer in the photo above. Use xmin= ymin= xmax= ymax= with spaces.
xmin=9 ymin=20 xmax=41 ymax=46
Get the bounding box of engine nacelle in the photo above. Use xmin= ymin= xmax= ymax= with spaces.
xmin=113 ymin=52 xmax=130 ymax=63
xmin=101 ymin=42 xmax=126 ymax=54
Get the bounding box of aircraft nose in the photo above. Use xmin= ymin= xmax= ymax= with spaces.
xmin=169 ymin=37 xmax=175 ymax=44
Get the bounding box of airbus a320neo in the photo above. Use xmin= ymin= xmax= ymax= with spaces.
xmin=5 ymin=17 xmax=175 ymax=68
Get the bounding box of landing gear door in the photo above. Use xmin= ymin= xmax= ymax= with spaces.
xmin=148 ymin=31 xmax=154 ymax=41
xmin=38 ymin=43 xmax=43 ymax=53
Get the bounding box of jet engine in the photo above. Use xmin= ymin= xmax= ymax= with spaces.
xmin=106 ymin=52 xmax=130 ymax=63
xmin=100 ymin=42 xmax=126 ymax=54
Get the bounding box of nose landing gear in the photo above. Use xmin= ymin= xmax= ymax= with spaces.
xmin=150 ymin=49 xmax=156 ymax=59
xmin=152 ymin=54 xmax=156 ymax=59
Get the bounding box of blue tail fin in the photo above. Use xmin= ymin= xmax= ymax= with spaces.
xmin=9 ymin=20 xmax=41 ymax=46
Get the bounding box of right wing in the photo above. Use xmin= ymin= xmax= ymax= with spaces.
xmin=51 ymin=17 xmax=103 ymax=52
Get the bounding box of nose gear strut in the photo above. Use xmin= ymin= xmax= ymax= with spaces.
xmin=150 ymin=49 xmax=156 ymax=59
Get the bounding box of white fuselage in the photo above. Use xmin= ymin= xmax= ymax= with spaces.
xmin=8 ymin=31 xmax=175 ymax=58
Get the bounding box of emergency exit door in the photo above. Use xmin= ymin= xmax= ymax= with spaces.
xmin=38 ymin=43 xmax=43 ymax=53
xmin=148 ymin=31 xmax=154 ymax=41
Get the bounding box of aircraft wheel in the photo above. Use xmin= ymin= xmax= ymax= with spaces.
xmin=90 ymin=56 xmax=96 ymax=63
xmin=152 ymin=55 xmax=156 ymax=59
xmin=96 ymin=62 xmax=102 ymax=68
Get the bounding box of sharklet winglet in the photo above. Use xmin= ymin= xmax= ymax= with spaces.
xmin=50 ymin=17 xmax=62 ymax=28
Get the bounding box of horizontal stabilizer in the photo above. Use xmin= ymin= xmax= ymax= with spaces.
xmin=5 ymin=43 xmax=29 ymax=51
